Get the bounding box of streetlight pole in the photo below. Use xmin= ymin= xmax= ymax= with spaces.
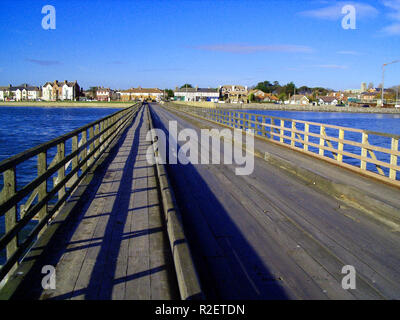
xmin=381 ymin=60 xmax=400 ymax=107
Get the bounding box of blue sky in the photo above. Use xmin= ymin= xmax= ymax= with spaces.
xmin=0 ymin=0 xmax=399 ymax=90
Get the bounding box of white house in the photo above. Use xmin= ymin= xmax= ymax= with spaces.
xmin=319 ymin=96 xmax=338 ymax=105
xmin=174 ymin=86 xmax=220 ymax=102
xmin=289 ymin=95 xmax=310 ymax=105
xmin=0 ymin=87 xmax=6 ymax=101
xmin=61 ymin=83 xmax=74 ymax=100
xmin=42 ymin=83 xmax=53 ymax=101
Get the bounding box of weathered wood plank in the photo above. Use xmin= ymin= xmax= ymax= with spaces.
xmin=3 ymin=168 xmax=18 ymax=269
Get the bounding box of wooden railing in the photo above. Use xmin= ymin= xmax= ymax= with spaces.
xmin=168 ymin=104 xmax=400 ymax=187
xmin=0 ymin=103 xmax=141 ymax=282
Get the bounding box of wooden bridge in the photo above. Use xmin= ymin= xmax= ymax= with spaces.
xmin=1 ymin=102 xmax=400 ymax=300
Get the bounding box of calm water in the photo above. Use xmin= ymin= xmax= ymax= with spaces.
xmin=0 ymin=106 xmax=120 ymax=264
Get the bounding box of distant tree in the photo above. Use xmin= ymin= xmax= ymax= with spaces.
xmin=164 ymin=89 xmax=174 ymax=98
xmin=278 ymin=92 xmax=287 ymax=101
xmin=255 ymin=81 xmax=272 ymax=93
xmin=248 ymin=93 xmax=255 ymax=102
xmin=307 ymin=95 xmax=317 ymax=103
xmin=368 ymin=82 xmax=374 ymax=89
xmin=312 ymin=87 xmax=329 ymax=97
xmin=180 ymin=84 xmax=193 ymax=89
xmin=284 ymin=82 xmax=296 ymax=96
xmin=298 ymin=86 xmax=311 ymax=94
xmin=250 ymin=81 xmax=333 ymax=100
xmin=88 ymin=86 xmax=99 ymax=99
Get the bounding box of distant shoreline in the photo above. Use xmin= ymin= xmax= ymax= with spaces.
xmin=0 ymin=101 xmax=133 ymax=108
xmin=223 ymin=103 xmax=400 ymax=114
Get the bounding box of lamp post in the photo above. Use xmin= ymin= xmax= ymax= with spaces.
xmin=381 ymin=60 xmax=400 ymax=107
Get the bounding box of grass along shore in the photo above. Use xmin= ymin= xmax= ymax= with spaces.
xmin=0 ymin=101 xmax=134 ymax=108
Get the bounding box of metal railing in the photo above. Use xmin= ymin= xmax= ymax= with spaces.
xmin=168 ymin=104 xmax=400 ymax=187
xmin=0 ymin=103 xmax=141 ymax=282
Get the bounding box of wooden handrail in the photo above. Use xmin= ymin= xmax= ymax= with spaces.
xmin=0 ymin=105 xmax=136 ymax=172
xmin=0 ymin=103 xmax=141 ymax=282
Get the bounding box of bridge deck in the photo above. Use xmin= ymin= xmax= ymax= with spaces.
xmin=2 ymin=106 xmax=179 ymax=300
xmin=151 ymin=103 xmax=400 ymax=300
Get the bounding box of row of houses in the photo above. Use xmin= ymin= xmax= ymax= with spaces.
xmin=0 ymin=80 xmax=80 ymax=101
xmin=172 ymin=86 xmax=348 ymax=105
xmin=85 ymin=87 xmax=165 ymax=102
xmin=0 ymin=81 xmax=166 ymax=102
xmin=0 ymin=84 xmax=41 ymax=101
xmin=119 ymin=87 xmax=164 ymax=102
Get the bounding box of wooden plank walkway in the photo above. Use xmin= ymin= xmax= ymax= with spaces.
xmin=151 ymin=103 xmax=400 ymax=300
xmin=2 ymin=106 xmax=179 ymax=300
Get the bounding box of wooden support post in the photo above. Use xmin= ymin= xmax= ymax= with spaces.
xmin=261 ymin=116 xmax=266 ymax=137
xmin=3 ymin=168 xmax=18 ymax=263
xmin=37 ymin=152 xmax=47 ymax=225
xmin=337 ymin=129 xmax=344 ymax=163
xmin=280 ymin=119 xmax=284 ymax=143
xmin=304 ymin=123 xmax=309 ymax=151
xmin=361 ymin=132 xmax=368 ymax=170
xmin=71 ymin=135 xmax=79 ymax=182
xmin=89 ymin=127 xmax=94 ymax=166
xmin=99 ymin=121 xmax=104 ymax=152
xmin=82 ymin=130 xmax=88 ymax=171
xmin=389 ymin=138 xmax=399 ymax=180
xmin=291 ymin=121 xmax=296 ymax=147
xmin=57 ymin=142 xmax=65 ymax=201
xmin=319 ymin=126 xmax=325 ymax=156
xmin=94 ymin=124 xmax=100 ymax=159
xmin=270 ymin=118 xmax=275 ymax=140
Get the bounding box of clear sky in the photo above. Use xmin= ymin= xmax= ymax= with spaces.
xmin=0 ymin=0 xmax=399 ymax=91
